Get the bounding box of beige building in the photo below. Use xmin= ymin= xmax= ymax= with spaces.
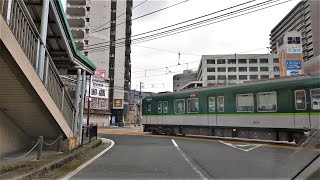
xmin=66 ymin=0 xmax=133 ymax=125
xmin=269 ymin=0 xmax=319 ymax=75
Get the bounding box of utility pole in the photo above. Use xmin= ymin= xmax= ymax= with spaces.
xmin=86 ymin=75 xmax=92 ymax=137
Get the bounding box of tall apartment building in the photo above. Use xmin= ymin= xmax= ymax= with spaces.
xmin=197 ymin=54 xmax=280 ymax=86
xmin=269 ymin=0 xmax=319 ymax=64
xmin=173 ymin=70 xmax=198 ymax=91
xmin=66 ymin=0 xmax=132 ymax=123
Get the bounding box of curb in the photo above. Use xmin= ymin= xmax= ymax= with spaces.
xmin=0 ymin=139 xmax=108 ymax=180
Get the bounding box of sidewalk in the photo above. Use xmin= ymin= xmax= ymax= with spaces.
xmin=0 ymin=139 xmax=109 ymax=179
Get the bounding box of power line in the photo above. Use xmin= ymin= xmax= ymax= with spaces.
xmin=89 ymin=0 xmax=190 ymax=35
xmin=89 ymin=0 xmax=149 ymax=34
xmin=86 ymin=0 xmax=290 ymax=54
xmin=83 ymin=0 xmax=287 ymax=52
xmin=82 ymin=0 xmax=258 ymax=49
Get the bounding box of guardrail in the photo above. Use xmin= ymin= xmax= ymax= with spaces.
xmin=0 ymin=0 xmax=75 ymax=131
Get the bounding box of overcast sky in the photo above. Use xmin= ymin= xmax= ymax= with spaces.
xmin=130 ymin=0 xmax=301 ymax=93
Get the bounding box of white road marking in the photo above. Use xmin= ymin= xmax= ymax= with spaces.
xmin=171 ymin=139 xmax=209 ymax=180
xmin=219 ymin=140 xmax=262 ymax=152
xmin=61 ymin=138 xmax=115 ymax=180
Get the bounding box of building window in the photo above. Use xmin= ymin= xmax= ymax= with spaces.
xmin=85 ymin=18 xmax=90 ymax=22
xmin=295 ymin=90 xmax=306 ymax=110
xmin=111 ymin=31 xmax=116 ymax=35
xmin=174 ymin=99 xmax=185 ymax=114
xmin=217 ymin=67 xmax=226 ymax=72
xmin=239 ymin=75 xmax=247 ymax=80
xmin=110 ymin=65 xmax=114 ymax=69
xmin=111 ymin=20 xmax=116 ymax=23
xmin=239 ymin=67 xmax=247 ymax=72
xmin=84 ymin=40 xmax=89 ymax=45
xmin=228 ymin=59 xmax=236 ymax=64
xmin=85 ymin=29 xmax=89 ymax=33
xmin=249 ymin=67 xmax=258 ymax=72
xmin=86 ymin=7 xmax=90 ymax=11
xmin=260 ymin=58 xmax=268 ymax=63
xmin=187 ymin=98 xmax=199 ymax=113
xmin=236 ymin=94 xmax=254 ymax=112
xmin=261 ymin=75 xmax=269 ymax=79
xmin=257 ymin=92 xmax=277 ymax=112
xmin=274 ymin=66 xmax=280 ymax=72
xmin=207 ymin=75 xmax=216 ymax=80
xmin=217 ymin=96 xmax=224 ymax=112
xmin=207 ymin=59 xmax=215 ymax=64
xmin=207 ymin=67 xmax=215 ymax=72
xmin=238 ymin=59 xmax=247 ymax=64
xmin=228 ymin=75 xmax=237 ymax=80
xmin=218 ymin=75 xmax=226 ymax=80
xmin=84 ymin=51 xmax=88 ymax=56
xmin=274 ymin=75 xmax=280 ymax=78
xmin=208 ymin=97 xmax=215 ymax=112
xmin=158 ymin=101 xmax=162 ymax=114
xmin=250 ymin=75 xmax=258 ymax=80
xmin=110 ymin=53 xmax=115 ymax=57
xmin=273 ymin=58 xmax=279 ymax=63
xmin=111 ymin=8 xmax=116 ymax=12
xmin=217 ymin=59 xmax=226 ymax=64
xmin=249 ymin=59 xmax=257 ymax=64
xmin=311 ymin=88 xmax=320 ymax=110
xmin=260 ymin=67 xmax=269 ymax=71
xmin=228 ymin=67 xmax=236 ymax=72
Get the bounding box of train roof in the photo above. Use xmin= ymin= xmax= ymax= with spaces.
xmin=143 ymin=75 xmax=320 ymax=100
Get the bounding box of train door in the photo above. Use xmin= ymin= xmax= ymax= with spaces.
xmin=293 ymin=89 xmax=310 ymax=129
xmin=207 ymin=96 xmax=217 ymax=126
xmin=145 ymin=101 xmax=152 ymax=124
xmin=157 ymin=101 xmax=163 ymax=125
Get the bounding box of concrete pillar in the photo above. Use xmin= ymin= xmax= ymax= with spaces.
xmin=73 ymin=68 xmax=82 ymax=135
xmin=79 ymin=70 xmax=87 ymax=144
xmin=37 ymin=0 xmax=50 ymax=80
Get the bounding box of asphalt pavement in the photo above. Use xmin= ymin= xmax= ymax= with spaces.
xmin=70 ymin=134 xmax=319 ymax=179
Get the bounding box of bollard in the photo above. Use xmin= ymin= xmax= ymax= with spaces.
xmin=37 ymin=136 xmax=43 ymax=160
xmin=56 ymin=134 xmax=62 ymax=153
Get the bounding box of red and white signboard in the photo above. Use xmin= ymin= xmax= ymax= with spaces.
xmin=93 ymin=69 xmax=106 ymax=82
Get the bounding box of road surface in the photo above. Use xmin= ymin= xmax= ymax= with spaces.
xmin=70 ymin=133 xmax=319 ymax=179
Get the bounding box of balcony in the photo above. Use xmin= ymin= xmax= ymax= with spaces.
xmin=68 ymin=18 xmax=85 ymax=28
xmin=71 ymin=29 xmax=85 ymax=39
xmin=67 ymin=0 xmax=86 ymax=6
xmin=66 ymin=7 xmax=85 ymax=16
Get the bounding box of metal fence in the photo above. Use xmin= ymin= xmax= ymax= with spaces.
xmin=0 ymin=0 xmax=75 ymax=131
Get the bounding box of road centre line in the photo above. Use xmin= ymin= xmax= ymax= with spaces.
xmin=171 ymin=139 xmax=209 ymax=180
xmin=62 ymin=138 xmax=115 ymax=180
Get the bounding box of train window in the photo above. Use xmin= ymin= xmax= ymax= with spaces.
xmin=236 ymin=94 xmax=254 ymax=112
xmin=174 ymin=99 xmax=185 ymax=114
xmin=208 ymin=97 xmax=215 ymax=112
xmin=217 ymin=96 xmax=224 ymax=112
xmin=257 ymin=92 xmax=277 ymax=112
xmin=147 ymin=104 xmax=151 ymax=112
xmin=310 ymin=88 xmax=320 ymax=110
xmin=295 ymin=90 xmax=306 ymax=110
xmin=187 ymin=98 xmax=199 ymax=113
xmin=158 ymin=101 xmax=162 ymax=114
xmin=163 ymin=101 xmax=168 ymax=114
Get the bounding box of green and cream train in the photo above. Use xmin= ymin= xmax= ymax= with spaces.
xmin=142 ymin=75 xmax=320 ymax=143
